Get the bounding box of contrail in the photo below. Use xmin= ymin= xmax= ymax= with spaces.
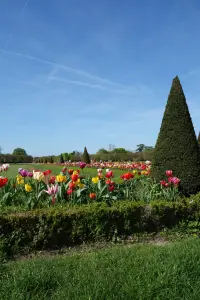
xmin=20 ymin=0 xmax=30 ymax=15
xmin=50 ymin=76 xmax=134 ymax=94
xmin=0 ymin=48 xmax=131 ymax=90
xmin=0 ymin=0 xmax=30 ymax=59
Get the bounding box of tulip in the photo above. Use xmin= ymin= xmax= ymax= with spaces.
xmin=48 ymin=176 xmax=56 ymax=184
xmin=69 ymin=181 xmax=76 ymax=190
xmin=169 ymin=177 xmax=180 ymax=186
xmin=56 ymin=174 xmax=67 ymax=183
xmin=43 ymin=170 xmax=51 ymax=176
xmin=68 ymin=169 xmax=74 ymax=175
xmin=89 ymin=193 xmax=96 ymax=199
xmin=78 ymin=183 xmax=85 ymax=189
xmin=2 ymin=164 xmax=9 ymax=171
xmin=67 ymin=189 xmax=73 ymax=195
xmin=16 ymin=175 xmax=24 ymax=185
xmin=20 ymin=169 xmax=28 ymax=177
xmin=92 ymin=177 xmax=99 ymax=184
xmin=0 ymin=177 xmax=8 ymax=188
xmin=25 ymin=184 xmax=32 ymax=192
xmin=28 ymin=172 xmax=33 ymax=178
xmin=45 ymin=184 xmax=58 ymax=196
xmin=79 ymin=162 xmax=86 ymax=169
xmin=166 ymin=170 xmax=173 ymax=177
xmin=62 ymin=167 xmax=67 ymax=174
xmin=105 ymin=171 xmax=114 ymax=178
xmin=71 ymin=174 xmax=78 ymax=182
xmin=108 ymin=185 xmax=115 ymax=192
xmin=160 ymin=180 xmax=166 ymax=186
xmin=33 ymin=170 xmax=44 ymax=181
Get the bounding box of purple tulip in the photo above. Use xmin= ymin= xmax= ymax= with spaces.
xmin=28 ymin=172 xmax=33 ymax=178
xmin=20 ymin=169 xmax=28 ymax=177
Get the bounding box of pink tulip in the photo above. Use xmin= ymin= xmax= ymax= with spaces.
xmin=166 ymin=170 xmax=173 ymax=177
xmin=45 ymin=184 xmax=58 ymax=195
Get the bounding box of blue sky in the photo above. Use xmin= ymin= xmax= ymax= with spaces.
xmin=1 ymin=0 xmax=200 ymax=156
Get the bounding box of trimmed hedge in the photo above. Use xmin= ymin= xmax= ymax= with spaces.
xmin=0 ymin=199 xmax=200 ymax=256
xmin=151 ymin=76 xmax=200 ymax=195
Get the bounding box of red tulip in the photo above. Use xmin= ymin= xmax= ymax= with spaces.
xmin=105 ymin=171 xmax=114 ymax=178
xmin=0 ymin=177 xmax=8 ymax=188
xmin=121 ymin=172 xmax=134 ymax=180
xmin=160 ymin=180 xmax=166 ymax=186
xmin=43 ymin=170 xmax=51 ymax=176
xmin=71 ymin=174 xmax=79 ymax=182
xmin=67 ymin=189 xmax=73 ymax=195
xmin=68 ymin=169 xmax=74 ymax=175
xmin=69 ymin=181 xmax=76 ymax=190
xmin=108 ymin=185 xmax=115 ymax=192
xmin=48 ymin=176 xmax=56 ymax=184
xmin=89 ymin=193 xmax=96 ymax=199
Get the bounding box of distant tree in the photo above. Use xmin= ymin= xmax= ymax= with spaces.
xmin=135 ymin=144 xmax=146 ymax=152
xmin=62 ymin=153 xmax=68 ymax=161
xmin=50 ymin=156 xmax=54 ymax=163
xmin=151 ymin=76 xmax=200 ymax=195
xmin=12 ymin=148 xmax=27 ymax=156
xmin=144 ymin=146 xmax=154 ymax=152
xmin=112 ymin=148 xmax=127 ymax=153
xmin=59 ymin=153 xmax=64 ymax=163
xmin=82 ymin=146 xmax=91 ymax=164
xmin=97 ymin=148 xmax=108 ymax=154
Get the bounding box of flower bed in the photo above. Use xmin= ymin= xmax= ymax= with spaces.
xmin=0 ymin=163 xmax=181 ymax=209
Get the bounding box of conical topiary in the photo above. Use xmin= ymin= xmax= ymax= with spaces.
xmin=82 ymin=146 xmax=91 ymax=164
xmin=198 ymin=132 xmax=200 ymax=148
xmin=151 ymin=76 xmax=200 ymax=195
xmin=59 ymin=153 xmax=64 ymax=163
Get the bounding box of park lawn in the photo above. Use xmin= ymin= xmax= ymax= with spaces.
xmin=0 ymin=238 xmax=200 ymax=300
xmin=5 ymin=164 xmax=124 ymax=181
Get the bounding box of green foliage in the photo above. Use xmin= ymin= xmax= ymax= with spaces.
xmin=1 ymin=198 xmax=200 ymax=257
xmin=0 ymin=155 xmax=33 ymax=163
xmin=136 ymin=144 xmax=146 ymax=152
xmin=59 ymin=153 xmax=64 ymax=163
xmin=82 ymin=146 xmax=91 ymax=164
xmin=112 ymin=148 xmax=127 ymax=153
xmin=151 ymin=76 xmax=200 ymax=195
xmin=12 ymin=148 xmax=27 ymax=156
xmin=97 ymin=148 xmax=108 ymax=154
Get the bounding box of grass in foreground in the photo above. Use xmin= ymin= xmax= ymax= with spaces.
xmin=1 ymin=238 xmax=200 ymax=300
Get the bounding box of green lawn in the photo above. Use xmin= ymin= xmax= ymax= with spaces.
xmin=0 ymin=238 xmax=200 ymax=299
xmin=4 ymin=164 xmax=124 ymax=180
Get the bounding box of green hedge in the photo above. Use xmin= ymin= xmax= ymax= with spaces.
xmin=1 ymin=199 xmax=200 ymax=257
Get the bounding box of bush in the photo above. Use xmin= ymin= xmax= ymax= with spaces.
xmin=151 ymin=76 xmax=200 ymax=195
xmin=0 ymin=155 xmax=33 ymax=163
xmin=1 ymin=198 xmax=200 ymax=257
xmin=82 ymin=146 xmax=91 ymax=164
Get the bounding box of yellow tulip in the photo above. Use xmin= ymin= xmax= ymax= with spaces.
xmin=133 ymin=170 xmax=138 ymax=174
xmin=56 ymin=174 xmax=66 ymax=183
xmin=79 ymin=183 xmax=85 ymax=189
xmin=16 ymin=175 xmax=24 ymax=185
xmin=74 ymin=178 xmax=81 ymax=186
xmin=141 ymin=170 xmax=148 ymax=175
xmin=92 ymin=177 xmax=99 ymax=184
xmin=25 ymin=184 xmax=32 ymax=192
xmin=73 ymin=171 xmax=79 ymax=175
